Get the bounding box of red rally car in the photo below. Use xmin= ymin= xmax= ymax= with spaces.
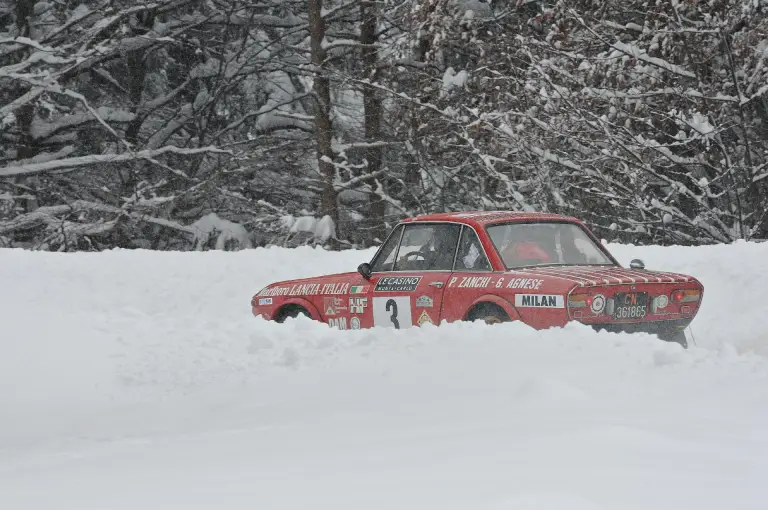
xmin=251 ymin=211 xmax=703 ymax=347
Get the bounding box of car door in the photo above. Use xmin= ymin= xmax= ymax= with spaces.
xmin=440 ymin=225 xmax=498 ymax=322
xmin=366 ymin=222 xmax=461 ymax=329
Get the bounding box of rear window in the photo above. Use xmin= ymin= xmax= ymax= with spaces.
xmin=486 ymin=222 xmax=613 ymax=269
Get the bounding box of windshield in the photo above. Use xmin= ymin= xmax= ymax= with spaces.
xmin=486 ymin=222 xmax=614 ymax=269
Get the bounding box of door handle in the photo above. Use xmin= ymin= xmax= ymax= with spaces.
xmin=429 ymin=281 xmax=444 ymax=288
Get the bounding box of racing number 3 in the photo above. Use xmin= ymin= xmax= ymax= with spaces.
xmin=373 ymin=296 xmax=412 ymax=328
xmin=386 ymin=299 xmax=400 ymax=329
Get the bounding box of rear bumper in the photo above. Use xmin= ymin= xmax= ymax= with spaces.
xmin=588 ymin=317 xmax=691 ymax=338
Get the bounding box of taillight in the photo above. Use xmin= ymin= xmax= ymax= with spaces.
xmin=568 ymin=294 xmax=592 ymax=308
xmin=568 ymin=293 xmax=606 ymax=314
xmin=671 ymin=289 xmax=701 ymax=303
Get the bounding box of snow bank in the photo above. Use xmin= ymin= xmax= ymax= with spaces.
xmin=0 ymin=241 xmax=767 ymax=509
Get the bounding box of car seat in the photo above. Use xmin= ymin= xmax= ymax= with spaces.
xmin=501 ymin=241 xmax=552 ymax=266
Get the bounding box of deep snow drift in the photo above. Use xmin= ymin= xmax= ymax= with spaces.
xmin=1 ymin=241 xmax=767 ymax=510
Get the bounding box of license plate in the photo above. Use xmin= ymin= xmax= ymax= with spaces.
xmin=613 ymin=292 xmax=648 ymax=320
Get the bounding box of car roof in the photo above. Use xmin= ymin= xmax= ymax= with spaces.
xmin=403 ymin=210 xmax=581 ymax=227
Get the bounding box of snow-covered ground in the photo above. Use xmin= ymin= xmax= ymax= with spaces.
xmin=1 ymin=241 xmax=767 ymax=510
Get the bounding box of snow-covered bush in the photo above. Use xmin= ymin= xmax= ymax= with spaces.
xmin=191 ymin=213 xmax=252 ymax=251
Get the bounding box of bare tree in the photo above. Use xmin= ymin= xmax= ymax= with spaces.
xmin=1 ymin=0 xmax=766 ymax=251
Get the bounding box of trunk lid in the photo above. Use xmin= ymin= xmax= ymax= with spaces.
xmin=511 ymin=265 xmax=696 ymax=287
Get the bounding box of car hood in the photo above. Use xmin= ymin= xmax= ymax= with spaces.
xmin=255 ymin=271 xmax=359 ymax=296
xmin=507 ymin=265 xmax=698 ymax=288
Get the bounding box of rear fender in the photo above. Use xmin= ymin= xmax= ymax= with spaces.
xmin=463 ymin=294 xmax=521 ymax=321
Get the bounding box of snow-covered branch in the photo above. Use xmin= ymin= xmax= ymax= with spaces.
xmin=0 ymin=147 xmax=230 ymax=178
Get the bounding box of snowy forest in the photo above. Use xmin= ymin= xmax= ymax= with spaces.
xmin=0 ymin=0 xmax=766 ymax=251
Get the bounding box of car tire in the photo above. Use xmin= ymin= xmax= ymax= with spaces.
xmin=660 ymin=329 xmax=688 ymax=349
xmin=468 ymin=304 xmax=509 ymax=325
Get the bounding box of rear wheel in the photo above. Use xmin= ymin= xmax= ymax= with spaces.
xmin=274 ymin=305 xmax=310 ymax=323
xmin=467 ymin=303 xmax=510 ymax=325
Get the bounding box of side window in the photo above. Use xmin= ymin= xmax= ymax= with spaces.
xmin=393 ymin=223 xmax=461 ymax=271
xmin=454 ymin=227 xmax=491 ymax=271
xmin=370 ymin=225 xmax=404 ymax=272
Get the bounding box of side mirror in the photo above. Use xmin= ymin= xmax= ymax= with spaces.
xmin=629 ymin=259 xmax=645 ymax=270
xmin=357 ymin=262 xmax=373 ymax=280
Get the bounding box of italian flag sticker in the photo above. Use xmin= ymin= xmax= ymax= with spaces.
xmin=350 ymin=286 xmax=365 ymax=294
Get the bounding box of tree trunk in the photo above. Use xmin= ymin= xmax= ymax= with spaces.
xmin=14 ymin=0 xmax=38 ymax=161
xmin=308 ymin=0 xmax=339 ymax=246
xmin=403 ymin=6 xmax=425 ymax=212
xmin=360 ymin=1 xmax=386 ymax=243
xmin=15 ymin=0 xmax=33 ymax=35
xmin=124 ymin=50 xmax=147 ymax=145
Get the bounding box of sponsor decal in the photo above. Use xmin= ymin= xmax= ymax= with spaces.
xmin=324 ymin=297 xmax=347 ymax=316
xmin=415 ymin=295 xmax=433 ymax=308
xmin=374 ymin=276 xmax=422 ymax=292
xmin=417 ymin=310 xmax=434 ymax=326
xmin=514 ymin=294 xmax=565 ymax=308
xmin=350 ymin=317 xmax=361 ymax=330
xmin=350 ymin=285 xmax=367 ymax=294
xmin=322 ymin=282 xmax=350 ymax=295
xmin=448 ymin=276 xmax=506 ymax=289
xmin=258 ymin=286 xmax=288 ymax=297
xmin=349 ymin=297 xmax=368 ymax=314
xmin=258 ymin=297 xmax=273 ymax=306
xmin=259 ymin=282 xmax=350 ymax=297
xmin=590 ymin=294 xmax=606 ymax=314
xmin=328 ymin=317 xmax=347 ymax=330
xmin=506 ymin=278 xmax=544 ymax=290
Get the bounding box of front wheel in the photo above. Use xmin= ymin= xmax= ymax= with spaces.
xmin=274 ymin=305 xmax=310 ymax=323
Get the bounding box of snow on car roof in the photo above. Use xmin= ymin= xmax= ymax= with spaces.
xmin=405 ymin=210 xmax=579 ymax=225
